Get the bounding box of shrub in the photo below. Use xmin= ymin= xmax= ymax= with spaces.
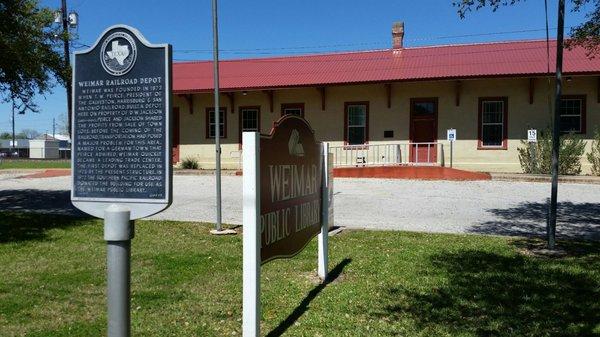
xmin=518 ymin=128 xmax=586 ymax=175
xmin=180 ymin=157 xmax=199 ymax=169
xmin=587 ymin=128 xmax=600 ymax=176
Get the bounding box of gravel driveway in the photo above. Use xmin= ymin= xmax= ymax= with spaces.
xmin=1 ymin=174 xmax=598 ymax=240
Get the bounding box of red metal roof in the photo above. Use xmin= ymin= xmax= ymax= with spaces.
xmin=173 ymin=39 xmax=600 ymax=93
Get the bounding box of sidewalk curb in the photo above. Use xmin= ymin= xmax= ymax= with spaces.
xmin=174 ymin=169 xmax=239 ymax=176
xmin=490 ymin=173 xmax=600 ymax=185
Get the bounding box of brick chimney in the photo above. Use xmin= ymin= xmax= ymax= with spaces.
xmin=392 ymin=22 xmax=404 ymax=50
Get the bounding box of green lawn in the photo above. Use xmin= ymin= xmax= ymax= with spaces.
xmin=0 ymin=159 xmax=70 ymax=169
xmin=1 ymin=212 xmax=599 ymax=337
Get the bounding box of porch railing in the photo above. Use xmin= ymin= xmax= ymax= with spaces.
xmin=329 ymin=142 xmax=444 ymax=167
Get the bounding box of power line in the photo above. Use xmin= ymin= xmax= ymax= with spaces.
xmin=174 ymin=26 xmax=571 ymax=54
xmin=76 ymin=26 xmax=572 ymax=56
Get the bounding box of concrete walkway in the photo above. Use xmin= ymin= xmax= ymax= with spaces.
xmin=0 ymin=173 xmax=598 ymax=240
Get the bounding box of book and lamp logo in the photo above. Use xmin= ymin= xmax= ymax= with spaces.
xmin=288 ymin=130 xmax=304 ymax=157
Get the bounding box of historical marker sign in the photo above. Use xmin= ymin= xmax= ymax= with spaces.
xmin=71 ymin=25 xmax=172 ymax=219
xmin=259 ymin=116 xmax=323 ymax=264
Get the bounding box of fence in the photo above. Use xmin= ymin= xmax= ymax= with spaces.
xmin=329 ymin=142 xmax=444 ymax=167
xmin=230 ymin=142 xmax=444 ymax=170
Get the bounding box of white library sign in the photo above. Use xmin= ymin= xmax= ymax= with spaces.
xmin=242 ymin=115 xmax=332 ymax=337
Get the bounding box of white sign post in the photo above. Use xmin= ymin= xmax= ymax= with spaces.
xmin=242 ymin=132 xmax=260 ymax=337
xmin=447 ymin=129 xmax=456 ymax=168
xmin=318 ymin=142 xmax=331 ymax=280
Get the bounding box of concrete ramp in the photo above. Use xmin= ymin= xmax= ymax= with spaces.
xmin=333 ymin=166 xmax=491 ymax=181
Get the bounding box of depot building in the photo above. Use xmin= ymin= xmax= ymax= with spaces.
xmin=170 ymin=22 xmax=600 ymax=174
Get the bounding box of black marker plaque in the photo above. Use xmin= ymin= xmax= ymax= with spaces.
xmin=71 ymin=25 xmax=172 ymax=214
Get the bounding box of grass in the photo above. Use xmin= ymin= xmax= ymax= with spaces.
xmin=0 ymin=159 xmax=70 ymax=169
xmin=1 ymin=211 xmax=599 ymax=337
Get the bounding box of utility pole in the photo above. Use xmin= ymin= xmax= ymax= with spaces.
xmin=213 ymin=0 xmax=222 ymax=232
xmin=53 ymin=117 xmax=56 ymax=138
xmin=11 ymin=101 xmax=15 ymax=153
xmin=209 ymin=0 xmax=235 ymax=235
xmin=61 ymin=0 xmax=73 ymax=137
xmin=548 ymin=0 xmax=565 ymax=250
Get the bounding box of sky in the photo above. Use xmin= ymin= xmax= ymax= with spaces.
xmin=0 ymin=0 xmax=593 ymax=136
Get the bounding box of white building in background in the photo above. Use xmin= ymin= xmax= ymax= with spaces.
xmin=33 ymin=134 xmax=71 ymax=159
xmin=29 ymin=139 xmax=60 ymax=159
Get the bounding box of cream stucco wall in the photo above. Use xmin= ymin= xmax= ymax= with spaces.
xmin=173 ymin=76 xmax=599 ymax=173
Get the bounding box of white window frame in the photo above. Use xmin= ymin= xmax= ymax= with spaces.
xmin=207 ymin=108 xmax=226 ymax=139
xmin=480 ymin=99 xmax=505 ymax=148
xmin=346 ymin=103 xmax=368 ymax=145
xmin=241 ymin=108 xmax=259 ymax=132
xmin=559 ymin=98 xmax=583 ymax=133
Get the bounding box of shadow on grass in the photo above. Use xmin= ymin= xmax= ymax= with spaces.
xmin=266 ymin=258 xmax=352 ymax=337
xmin=510 ymin=237 xmax=600 ymax=258
xmin=379 ymin=249 xmax=600 ymax=337
xmin=0 ymin=189 xmax=83 ymax=217
xmin=471 ymin=201 xmax=600 ymax=241
xmin=0 ymin=211 xmax=91 ymax=243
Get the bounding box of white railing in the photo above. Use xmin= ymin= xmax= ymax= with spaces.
xmin=329 ymin=142 xmax=444 ymax=167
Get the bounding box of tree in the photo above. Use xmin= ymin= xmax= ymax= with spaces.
xmin=0 ymin=131 xmax=27 ymax=139
xmin=56 ymin=112 xmax=69 ymax=135
xmin=453 ymin=0 xmax=600 ymax=54
xmin=20 ymin=128 xmax=40 ymax=139
xmin=0 ymin=0 xmax=67 ymax=114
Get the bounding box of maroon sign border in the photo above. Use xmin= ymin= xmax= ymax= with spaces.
xmin=259 ymin=115 xmax=323 ymax=265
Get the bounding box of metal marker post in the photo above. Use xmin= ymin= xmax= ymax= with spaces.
xmin=529 ymin=142 xmax=537 ymax=173
xmin=104 ymin=204 xmax=134 ymax=337
xmin=242 ymin=132 xmax=260 ymax=337
xmin=318 ymin=142 xmax=330 ymax=281
xmin=450 ymin=141 xmax=453 ymax=168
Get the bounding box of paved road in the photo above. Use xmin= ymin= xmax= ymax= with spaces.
xmin=1 ymin=173 xmax=598 ymax=240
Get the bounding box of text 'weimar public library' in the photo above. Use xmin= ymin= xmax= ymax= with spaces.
xmin=170 ymin=22 xmax=600 ymax=174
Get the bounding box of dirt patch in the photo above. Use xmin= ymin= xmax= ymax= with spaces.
xmin=301 ymin=269 xmax=347 ymax=285
xmin=19 ymin=169 xmax=71 ymax=179
xmin=512 ymin=238 xmax=573 ymax=258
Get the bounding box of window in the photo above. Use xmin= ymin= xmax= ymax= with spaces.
xmin=239 ymin=106 xmax=260 ymax=142
xmin=412 ymin=101 xmax=436 ymax=115
xmin=478 ymin=97 xmax=507 ymax=149
xmin=206 ymin=107 xmax=227 ymax=138
xmin=345 ymin=102 xmax=369 ymax=145
xmin=241 ymin=107 xmax=259 ymax=131
xmin=281 ymin=103 xmax=304 ymax=117
xmin=559 ymin=95 xmax=586 ymax=134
